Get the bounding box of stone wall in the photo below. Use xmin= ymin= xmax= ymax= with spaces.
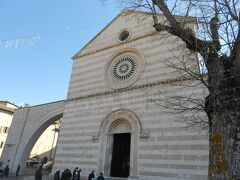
xmin=54 ymin=81 xmax=208 ymax=180
xmin=1 ymin=100 xmax=65 ymax=173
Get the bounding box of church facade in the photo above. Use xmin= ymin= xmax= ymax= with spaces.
xmin=52 ymin=10 xmax=209 ymax=180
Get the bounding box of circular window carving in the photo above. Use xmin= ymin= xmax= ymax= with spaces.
xmin=112 ymin=55 xmax=136 ymax=80
xmin=105 ymin=49 xmax=145 ymax=89
xmin=119 ymin=30 xmax=130 ymax=41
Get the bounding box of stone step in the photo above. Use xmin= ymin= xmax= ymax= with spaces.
xmin=105 ymin=177 xmax=137 ymax=180
xmin=106 ymin=178 xmax=128 ymax=180
xmin=106 ymin=178 xmax=127 ymax=180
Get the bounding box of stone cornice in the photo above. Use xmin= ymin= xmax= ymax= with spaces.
xmin=0 ymin=104 xmax=15 ymax=113
xmin=17 ymin=100 xmax=66 ymax=109
xmin=66 ymin=77 xmax=195 ymax=103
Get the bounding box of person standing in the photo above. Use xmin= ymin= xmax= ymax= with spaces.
xmin=88 ymin=170 xmax=95 ymax=180
xmin=76 ymin=169 xmax=81 ymax=180
xmin=72 ymin=167 xmax=79 ymax=180
xmin=62 ymin=168 xmax=72 ymax=180
xmin=54 ymin=170 xmax=60 ymax=180
xmin=96 ymin=172 xmax=105 ymax=180
xmin=4 ymin=165 xmax=9 ymax=177
xmin=35 ymin=165 xmax=43 ymax=180
xmin=16 ymin=165 xmax=20 ymax=177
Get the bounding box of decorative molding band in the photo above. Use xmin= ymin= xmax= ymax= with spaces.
xmin=73 ymin=31 xmax=159 ymax=59
xmin=92 ymin=128 xmax=150 ymax=142
xmin=66 ymin=77 xmax=194 ymax=103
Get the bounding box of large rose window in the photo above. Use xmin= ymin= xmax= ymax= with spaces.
xmin=105 ymin=49 xmax=144 ymax=89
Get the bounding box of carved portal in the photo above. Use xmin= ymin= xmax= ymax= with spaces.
xmin=98 ymin=109 xmax=140 ymax=178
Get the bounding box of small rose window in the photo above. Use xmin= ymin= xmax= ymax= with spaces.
xmin=119 ymin=30 xmax=130 ymax=41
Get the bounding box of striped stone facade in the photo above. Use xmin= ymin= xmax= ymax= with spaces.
xmin=53 ymin=10 xmax=209 ymax=180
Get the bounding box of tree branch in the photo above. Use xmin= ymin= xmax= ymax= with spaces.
xmin=152 ymin=0 xmax=214 ymax=54
xmin=210 ymin=16 xmax=221 ymax=51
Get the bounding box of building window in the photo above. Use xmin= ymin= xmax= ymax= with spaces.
xmin=105 ymin=49 xmax=145 ymax=89
xmin=3 ymin=127 xmax=8 ymax=133
xmin=0 ymin=142 xmax=4 ymax=149
xmin=118 ymin=30 xmax=130 ymax=42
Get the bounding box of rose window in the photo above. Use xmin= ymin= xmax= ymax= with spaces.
xmin=112 ymin=56 xmax=136 ymax=81
xmin=105 ymin=50 xmax=144 ymax=89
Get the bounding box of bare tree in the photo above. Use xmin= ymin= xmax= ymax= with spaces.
xmin=102 ymin=0 xmax=240 ymax=179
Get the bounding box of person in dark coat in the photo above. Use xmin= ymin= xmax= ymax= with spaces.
xmin=0 ymin=169 xmax=4 ymax=177
xmin=96 ymin=172 xmax=105 ymax=180
xmin=88 ymin=171 xmax=95 ymax=180
xmin=54 ymin=170 xmax=60 ymax=180
xmin=76 ymin=169 xmax=81 ymax=180
xmin=4 ymin=165 xmax=9 ymax=177
xmin=61 ymin=169 xmax=72 ymax=180
xmin=61 ymin=171 xmax=65 ymax=180
xmin=35 ymin=165 xmax=43 ymax=180
xmin=16 ymin=165 xmax=20 ymax=177
xmin=72 ymin=167 xmax=79 ymax=180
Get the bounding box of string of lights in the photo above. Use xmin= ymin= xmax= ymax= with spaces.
xmin=0 ymin=24 xmax=104 ymax=49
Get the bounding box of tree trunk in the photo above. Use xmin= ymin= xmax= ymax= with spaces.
xmin=207 ymin=55 xmax=240 ymax=179
xmin=151 ymin=1 xmax=240 ymax=178
xmin=209 ymin=111 xmax=240 ymax=179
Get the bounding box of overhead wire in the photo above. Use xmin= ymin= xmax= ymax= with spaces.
xmin=0 ymin=23 xmax=105 ymax=49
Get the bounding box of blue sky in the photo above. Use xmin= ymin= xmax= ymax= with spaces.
xmin=0 ymin=1 xmax=120 ymax=106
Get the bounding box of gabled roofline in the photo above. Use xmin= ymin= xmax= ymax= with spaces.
xmin=72 ymin=9 xmax=197 ymax=60
xmin=72 ymin=9 xmax=127 ymax=60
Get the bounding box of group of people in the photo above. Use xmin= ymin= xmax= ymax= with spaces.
xmin=0 ymin=165 xmax=9 ymax=177
xmin=52 ymin=168 xmax=104 ymax=180
xmin=88 ymin=170 xmax=105 ymax=180
xmin=1 ymin=163 xmax=104 ymax=180
xmin=0 ymin=164 xmax=20 ymax=178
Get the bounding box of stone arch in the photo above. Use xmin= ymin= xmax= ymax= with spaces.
xmin=14 ymin=108 xmax=63 ymax=173
xmin=109 ymin=119 xmax=132 ymax=134
xmin=98 ymin=108 xmax=143 ymax=135
xmin=98 ymin=109 xmax=140 ymax=178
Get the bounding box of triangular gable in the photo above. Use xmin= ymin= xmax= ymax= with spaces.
xmin=72 ymin=9 xmax=155 ymax=60
xmin=72 ymin=9 xmax=197 ymax=60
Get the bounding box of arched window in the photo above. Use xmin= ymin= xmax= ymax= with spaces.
xmin=0 ymin=141 xmax=4 ymax=148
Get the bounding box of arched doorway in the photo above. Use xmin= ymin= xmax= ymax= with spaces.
xmin=109 ymin=120 xmax=131 ymax=177
xmin=99 ymin=109 xmax=140 ymax=178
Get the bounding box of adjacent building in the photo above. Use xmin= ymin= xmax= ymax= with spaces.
xmin=0 ymin=101 xmax=18 ymax=157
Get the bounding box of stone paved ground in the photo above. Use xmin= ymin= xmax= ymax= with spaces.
xmin=1 ymin=175 xmax=51 ymax=180
xmin=0 ymin=176 xmax=25 ymax=180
